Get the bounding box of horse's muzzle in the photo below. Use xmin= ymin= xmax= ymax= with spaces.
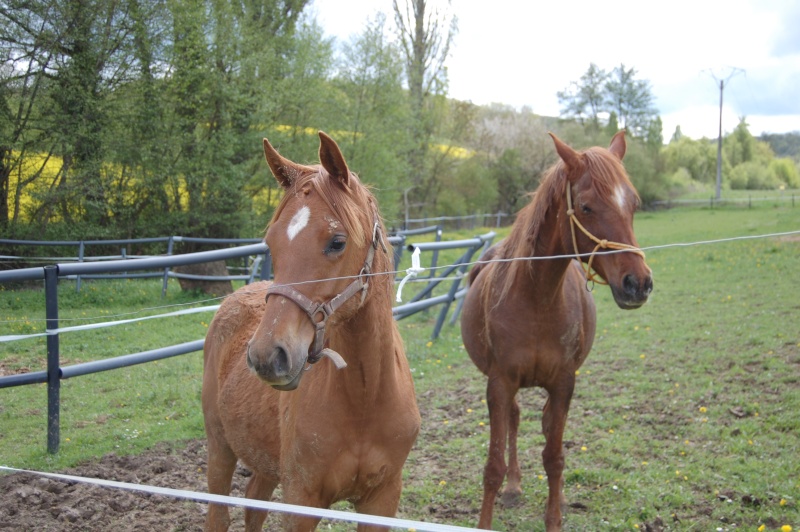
xmin=246 ymin=341 xmax=306 ymax=390
xmin=611 ymin=273 xmax=653 ymax=309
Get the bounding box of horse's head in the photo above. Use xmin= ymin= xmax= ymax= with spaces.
xmin=551 ymin=131 xmax=653 ymax=309
xmin=247 ymin=132 xmax=382 ymax=390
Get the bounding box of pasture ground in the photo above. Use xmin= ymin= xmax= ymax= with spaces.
xmin=1 ymin=204 xmax=799 ymax=530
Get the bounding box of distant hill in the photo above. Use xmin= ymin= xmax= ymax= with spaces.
xmin=759 ymin=131 xmax=800 ymax=160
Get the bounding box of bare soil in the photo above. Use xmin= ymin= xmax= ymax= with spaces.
xmin=0 ymin=439 xmax=218 ymax=531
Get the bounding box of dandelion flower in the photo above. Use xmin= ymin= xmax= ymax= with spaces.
xmin=780 ymin=499 xmax=787 ymax=506
xmin=439 ymin=480 xmax=447 ymax=486
xmin=581 ymin=446 xmax=587 ymax=452
xmin=780 ymin=526 xmax=791 ymax=532
xmin=698 ymin=406 xmax=707 ymax=413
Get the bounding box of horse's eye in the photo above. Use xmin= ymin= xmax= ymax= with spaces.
xmin=581 ymin=204 xmax=592 ymax=214
xmin=325 ymin=236 xmax=347 ymax=255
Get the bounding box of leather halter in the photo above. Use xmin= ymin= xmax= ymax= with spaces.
xmin=565 ymin=181 xmax=646 ymax=288
xmin=264 ymin=213 xmax=386 ymax=370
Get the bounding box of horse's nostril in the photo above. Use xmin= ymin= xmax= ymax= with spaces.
xmin=644 ymin=276 xmax=654 ymax=294
xmin=623 ymin=274 xmax=638 ymax=295
xmin=271 ymin=346 xmax=289 ymax=376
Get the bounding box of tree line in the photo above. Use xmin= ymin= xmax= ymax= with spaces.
xmin=2 ymin=1 xmax=798 ymax=244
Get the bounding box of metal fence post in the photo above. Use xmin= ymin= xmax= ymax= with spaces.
xmin=162 ymin=236 xmax=174 ymax=297
xmin=76 ymin=241 xmax=85 ymax=292
xmin=260 ymin=247 xmax=272 ymax=281
xmin=45 ymin=265 xmax=61 ymax=454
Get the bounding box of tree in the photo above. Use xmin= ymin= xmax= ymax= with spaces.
xmin=557 ymin=63 xmax=609 ymax=131
xmin=392 ymin=0 xmax=457 ymax=213
xmin=604 ymin=64 xmax=657 ymax=136
xmin=558 ymin=63 xmax=659 ymax=139
xmin=331 ymin=13 xmax=412 ymax=214
xmin=469 ymin=105 xmax=555 ymax=213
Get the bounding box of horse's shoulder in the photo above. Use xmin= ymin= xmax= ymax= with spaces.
xmin=212 ymin=281 xmax=269 ymax=329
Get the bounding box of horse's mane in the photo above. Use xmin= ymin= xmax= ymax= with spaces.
xmin=488 ymin=145 xmax=638 ymax=304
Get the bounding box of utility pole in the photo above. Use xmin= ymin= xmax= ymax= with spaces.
xmin=706 ymin=67 xmax=744 ymax=201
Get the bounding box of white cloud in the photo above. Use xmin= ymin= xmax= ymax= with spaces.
xmin=313 ymin=0 xmax=800 ymax=138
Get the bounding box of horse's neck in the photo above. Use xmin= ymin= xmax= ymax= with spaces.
xmin=327 ymin=295 xmax=402 ymax=397
xmin=515 ymin=199 xmax=573 ymax=300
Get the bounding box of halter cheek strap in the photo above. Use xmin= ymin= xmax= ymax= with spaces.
xmin=264 ymin=214 xmax=386 ymax=370
xmin=565 ymin=182 xmax=647 ymax=289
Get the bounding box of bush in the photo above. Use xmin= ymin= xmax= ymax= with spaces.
xmin=769 ymin=158 xmax=800 ymax=188
xmin=729 ymin=161 xmax=783 ymax=190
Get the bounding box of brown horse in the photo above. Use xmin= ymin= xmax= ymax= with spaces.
xmin=460 ymin=131 xmax=653 ymax=531
xmin=202 ymin=132 xmax=420 ymax=531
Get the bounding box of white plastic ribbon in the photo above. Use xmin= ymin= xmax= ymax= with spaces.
xmin=396 ymin=247 xmax=425 ymax=302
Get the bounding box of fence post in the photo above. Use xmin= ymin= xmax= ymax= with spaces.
xmin=260 ymin=247 xmax=272 ymax=281
xmin=162 ymin=236 xmax=174 ymax=297
xmin=45 ymin=265 xmax=61 ymax=454
xmin=76 ymin=241 xmax=85 ymax=292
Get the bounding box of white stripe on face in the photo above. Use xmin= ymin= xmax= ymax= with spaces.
xmin=613 ymin=185 xmax=627 ymax=211
xmin=287 ymin=205 xmax=310 ymax=241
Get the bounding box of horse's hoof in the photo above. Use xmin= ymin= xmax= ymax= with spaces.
xmin=500 ymin=489 xmax=522 ymax=508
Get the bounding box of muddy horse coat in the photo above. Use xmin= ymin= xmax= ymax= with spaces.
xmin=202 ymin=132 xmax=420 ymax=531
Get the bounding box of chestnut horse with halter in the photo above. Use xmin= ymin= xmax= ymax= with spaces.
xmin=461 ymin=131 xmax=653 ymax=530
xmin=202 ymin=132 xmax=420 ymax=530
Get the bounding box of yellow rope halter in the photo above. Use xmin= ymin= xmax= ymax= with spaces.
xmin=565 ymin=182 xmax=647 ymax=288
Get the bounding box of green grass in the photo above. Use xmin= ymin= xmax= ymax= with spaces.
xmin=1 ymin=201 xmax=799 ymax=530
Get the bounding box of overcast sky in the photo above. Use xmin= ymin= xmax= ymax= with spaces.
xmin=311 ymin=0 xmax=800 ymax=140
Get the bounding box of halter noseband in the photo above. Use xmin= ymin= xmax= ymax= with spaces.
xmin=565 ymin=182 xmax=646 ymax=289
xmin=264 ymin=214 xmax=386 ymax=370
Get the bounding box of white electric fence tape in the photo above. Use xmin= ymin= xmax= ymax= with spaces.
xmin=396 ymin=247 xmax=426 ymax=302
xmin=0 ymin=466 xmax=477 ymax=531
xmin=0 ymin=305 xmax=220 ymax=343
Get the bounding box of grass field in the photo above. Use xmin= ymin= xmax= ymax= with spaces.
xmin=1 ymin=202 xmax=799 ymax=530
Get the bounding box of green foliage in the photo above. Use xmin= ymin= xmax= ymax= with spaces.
xmin=663 ymin=136 xmax=718 ymax=184
xmin=558 ymin=63 xmax=658 ymax=137
xmin=769 ymin=158 xmax=800 ymax=188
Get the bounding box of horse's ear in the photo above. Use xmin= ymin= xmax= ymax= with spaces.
xmin=608 ymin=130 xmax=627 ymax=160
xmin=318 ymin=131 xmax=350 ymax=189
xmin=549 ymin=132 xmax=582 ymax=175
xmin=263 ymin=138 xmax=305 ymax=189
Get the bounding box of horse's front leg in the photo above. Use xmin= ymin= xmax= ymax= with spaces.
xmin=478 ymin=374 xmax=516 ymax=529
xmin=243 ymin=472 xmax=280 ymax=532
xmin=541 ymin=380 xmax=575 ymax=532
xmin=353 ymin=473 xmax=404 ymax=532
xmin=279 ymin=480 xmax=328 ymax=532
xmin=500 ymin=396 xmax=522 ymax=507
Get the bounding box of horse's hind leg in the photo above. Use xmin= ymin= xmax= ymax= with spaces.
xmin=478 ymin=376 xmax=515 ymax=529
xmin=541 ymin=382 xmax=575 ymax=532
xmin=243 ymin=472 xmax=279 ymax=532
xmin=205 ymin=437 xmax=237 ymax=531
xmin=500 ymin=396 xmax=522 ymax=507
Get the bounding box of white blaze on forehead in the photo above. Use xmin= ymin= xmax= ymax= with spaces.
xmin=613 ymin=185 xmax=628 ymax=211
xmin=287 ymin=205 xmax=310 ymax=241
